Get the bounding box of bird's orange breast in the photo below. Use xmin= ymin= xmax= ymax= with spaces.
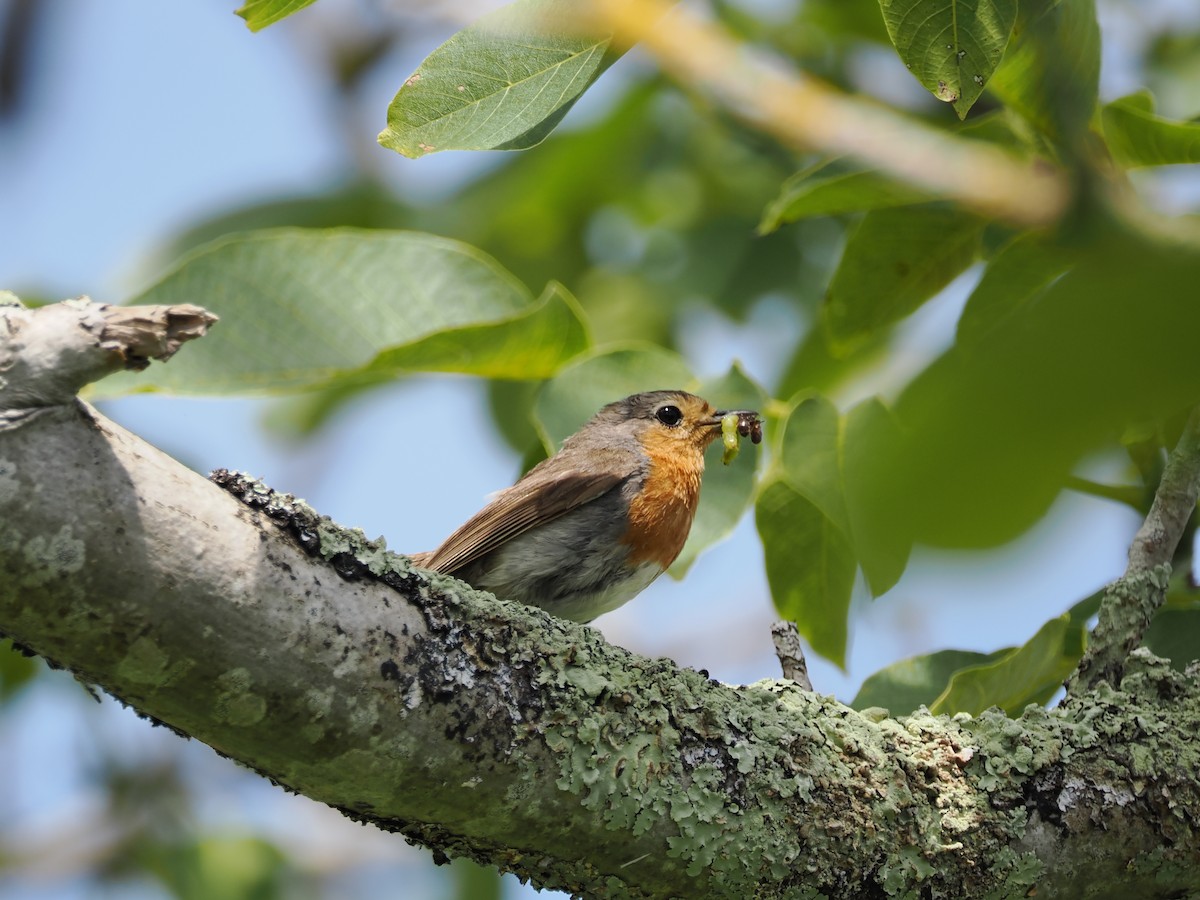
xmin=620 ymin=429 xmax=709 ymax=569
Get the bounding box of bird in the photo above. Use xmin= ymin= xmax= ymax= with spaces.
xmin=410 ymin=390 xmax=761 ymax=623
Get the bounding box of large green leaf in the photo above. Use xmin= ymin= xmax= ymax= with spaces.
xmin=879 ymin=0 xmax=1018 ymax=119
xmin=235 ymin=0 xmax=317 ymax=31
xmin=756 ymin=478 xmax=857 ymax=668
xmin=822 ymin=205 xmax=986 ymax=354
xmin=930 ymin=611 xmax=1085 ymax=715
xmin=758 ymin=161 xmax=932 ymax=233
xmin=1102 ymin=91 xmax=1200 ymax=169
xmin=779 ymin=394 xmax=851 ymax=536
xmin=955 ymin=231 xmax=1074 ymax=345
xmin=92 ymin=229 xmax=589 ymax=397
xmin=851 ymin=648 xmax=1007 ymax=713
xmin=378 ymin=0 xmax=616 ymax=157
xmin=841 ymin=397 xmax=911 ymax=595
xmin=533 ymin=348 xmax=764 ymax=576
xmin=873 ymin=233 xmax=1200 ymax=550
xmin=988 ymin=0 xmax=1100 ymax=145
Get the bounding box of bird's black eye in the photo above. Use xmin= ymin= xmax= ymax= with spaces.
xmin=655 ymin=404 xmax=683 ymax=427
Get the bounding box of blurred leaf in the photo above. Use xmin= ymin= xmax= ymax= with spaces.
xmin=842 ymin=397 xmax=911 ymax=595
xmin=449 ymin=857 xmax=504 ymax=900
xmin=164 ymin=179 xmax=416 ymax=260
xmin=534 ymin=349 xmax=764 ymax=575
xmin=1102 ymin=90 xmax=1200 ymax=169
xmin=823 ymin=205 xmax=985 ymax=355
xmin=988 ymin=0 xmax=1100 ymax=146
xmin=879 ymin=0 xmax=1017 ymax=118
xmin=956 ymin=230 xmax=1072 ymax=345
xmin=930 ymin=612 xmax=1082 ymax=715
xmin=378 ymin=0 xmax=617 ymax=157
xmin=141 ymin=835 xmax=298 ymax=900
xmin=93 ymin=230 xmax=589 ymax=397
xmin=779 ymin=394 xmax=850 ymax=536
xmin=921 ymin=591 xmax=1097 ymax=716
xmin=758 ymin=161 xmax=932 ymax=233
xmin=851 ymin=648 xmax=1008 ymax=713
xmin=879 ymin=233 xmax=1200 ymax=549
xmin=1143 ymin=607 xmax=1200 ymax=671
xmin=672 ymin=364 xmax=766 ymax=575
xmin=756 ymin=477 xmax=856 ymax=668
xmin=0 ymin=638 xmax=38 ymax=700
xmin=235 ymin=0 xmax=316 ymax=32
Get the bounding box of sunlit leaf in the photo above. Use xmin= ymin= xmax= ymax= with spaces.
xmin=823 ymin=205 xmax=985 ymax=354
xmin=378 ymin=0 xmax=616 ymax=157
xmin=1102 ymin=91 xmax=1200 ymax=169
xmin=851 ymin=648 xmax=1007 ymax=713
xmin=879 ymin=0 xmax=1018 ymax=118
xmin=92 ymin=229 xmax=589 ymax=397
xmin=756 ymin=478 xmax=856 ymax=668
xmin=235 ymin=0 xmax=317 ymax=32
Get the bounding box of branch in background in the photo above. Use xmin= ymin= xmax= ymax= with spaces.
xmin=769 ymin=620 xmax=813 ymax=690
xmin=585 ymin=0 xmax=1069 ymax=227
xmin=1066 ymin=406 xmax=1200 ymax=697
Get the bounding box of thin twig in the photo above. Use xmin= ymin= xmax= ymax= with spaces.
xmin=1063 ymin=476 xmax=1145 ymax=511
xmin=770 ymin=621 xmax=813 ymax=690
xmin=1065 ymin=406 xmax=1200 ymax=697
xmin=585 ymin=0 xmax=1070 ymax=228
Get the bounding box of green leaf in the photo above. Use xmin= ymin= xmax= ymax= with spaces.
xmin=1102 ymin=90 xmax=1200 ymax=169
xmin=879 ymin=0 xmax=1018 ymax=119
xmin=235 ymin=0 xmax=317 ymax=31
xmin=758 ymin=161 xmax=932 ymax=233
xmin=533 ymin=349 xmax=764 ymax=576
xmin=852 ymin=648 xmax=1008 ymax=713
xmin=930 ymin=613 xmax=1082 ymax=715
xmin=0 ymin=639 xmax=39 ymax=700
xmin=1144 ymin=607 xmax=1200 ymax=671
xmin=956 ymin=231 xmax=1073 ymax=345
xmin=842 ymin=397 xmax=911 ymax=595
xmin=823 ymin=205 xmax=985 ymax=355
xmin=92 ymin=229 xmax=589 ymax=397
xmin=756 ymin=478 xmax=857 ymax=668
xmin=988 ymin=0 xmax=1100 ymax=145
xmin=779 ymin=394 xmax=851 ymax=536
xmin=378 ymin=0 xmax=616 ymax=157
xmin=879 ymin=233 xmax=1200 ymax=549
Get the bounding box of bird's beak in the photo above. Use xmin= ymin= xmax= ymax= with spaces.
xmin=705 ymin=409 xmax=758 ymax=427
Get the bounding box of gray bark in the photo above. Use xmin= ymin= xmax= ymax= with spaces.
xmin=2 ymin=298 xmax=1198 ymax=898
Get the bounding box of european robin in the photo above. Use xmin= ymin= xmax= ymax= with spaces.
xmin=410 ymin=390 xmax=762 ymax=622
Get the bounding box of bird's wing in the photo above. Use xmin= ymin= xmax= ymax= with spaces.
xmin=417 ymin=462 xmax=627 ymax=575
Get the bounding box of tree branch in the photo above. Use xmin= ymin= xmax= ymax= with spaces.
xmin=3 ymin=298 xmax=1199 ymax=897
xmin=1066 ymin=406 xmax=1200 ymax=697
